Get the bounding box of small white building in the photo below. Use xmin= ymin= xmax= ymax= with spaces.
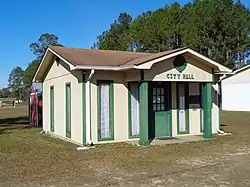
xmin=33 ymin=46 xmax=232 ymax=146
xmin=222 ymin=64 xmax=250 ymax=111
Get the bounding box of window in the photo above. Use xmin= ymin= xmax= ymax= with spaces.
xmin=128 ymin=82 xmax=140 ymax=138
xmin=97 ymin=81 xmax=114 ymax=141
xmin=188 ymin=83 xmax=200 ymax=109
xmin=65 ymin=83 xmax=71 ymax=138
xmin=177 ymin=83 xmax=189 ymax=134
xmin=50 ymin=86 xmax=54 ymax=132
xmin=152 ymin=87 xmax=165 ymax=112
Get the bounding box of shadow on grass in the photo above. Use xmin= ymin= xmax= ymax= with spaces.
xmin=221 ymin=124 xmax=227 ymax=127
xmin=0 ymin=116 xmax=32 ymax=135
xmin=0 ymin=116 xmax=28 ymax=126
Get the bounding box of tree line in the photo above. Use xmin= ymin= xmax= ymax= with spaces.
xmin=1 ymin=0 xmax=249 ymax=99
xmin=0 ymin=33 xmax=63 ymax=99
xmin=92 ymin=0 xmax=250 ymax=68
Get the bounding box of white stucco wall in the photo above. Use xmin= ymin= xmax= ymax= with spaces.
xmin=169 ymin=82 xmax=218 ymax=136
xmin=144 ymin=56 xmax=213 ymax=82
xmin=222 ymin=68 xmax=250 ymax=111
xmin=188 ymin=83 xmax=202 ymax=135
xmin=43 ymin=59 xmax=83 ymax=145
xmin=212 ymin=83 xmax=219 ymax=133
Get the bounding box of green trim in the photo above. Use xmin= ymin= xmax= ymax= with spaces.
xmin=97 ymin=80 xmax=114 ymax=141
xmin=177 ymin=83 xmax=190 ymax=135
xmin=82 ymin=73 xmax=86 ymax=145
xmin=65 ymin=82 xmax=71 ymax=138
xmin=203 ymin=82 xmax=212 ymax=139
xmin=128 ymin=82 xmax=140 ymax=139
xmin=128 ymin=83 xmax=132 ymax=138
xmin=139 ymin=81 xmax=149 ymax=145
xmin=50 ymin=85 xmax=54 ymax=132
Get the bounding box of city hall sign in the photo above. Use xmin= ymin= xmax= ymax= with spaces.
xmin=166 ymin=73 xmax=194 ymax=80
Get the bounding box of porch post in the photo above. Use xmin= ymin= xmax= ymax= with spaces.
xmin=203 ymin=82 xmax=212 ymax=139
xmin=139 ymin=70 xmax=149 ymax=145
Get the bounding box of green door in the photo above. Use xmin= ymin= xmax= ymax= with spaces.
xmin=150 ymin=82 xmax=172 ymax=138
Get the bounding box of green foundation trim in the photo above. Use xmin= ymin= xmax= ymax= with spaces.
xmin=203 ymin=82 xmax=212 ymax=139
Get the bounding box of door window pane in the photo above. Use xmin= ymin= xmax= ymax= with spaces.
xmin=152 ymin=83 xmax=166 ymax=111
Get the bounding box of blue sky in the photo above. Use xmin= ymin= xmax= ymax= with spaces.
xmin=0 ymin=0 xmax=249 ymax=88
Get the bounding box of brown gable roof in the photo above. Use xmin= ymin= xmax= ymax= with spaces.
xmin=49 ymin=46 xmax=188 ymax=67
xmin=49 ymin=46 xmax=150 ymax=66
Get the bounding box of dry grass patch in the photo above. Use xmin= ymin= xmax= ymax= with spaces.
xmin=1 ymin=107 xmax=250 ymax=186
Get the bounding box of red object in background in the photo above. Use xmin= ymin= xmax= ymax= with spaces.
xmin=38 ymin=96 xmax=43 ymax=126
xmin=29 ymin=85 xmax=42 ymax=127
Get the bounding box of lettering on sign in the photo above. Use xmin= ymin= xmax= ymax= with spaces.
xmin=166 ymin=73 xmax=194 ymax=80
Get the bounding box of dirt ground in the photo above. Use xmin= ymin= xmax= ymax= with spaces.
xmin=1 ymin=107 xmax=250 ymax=186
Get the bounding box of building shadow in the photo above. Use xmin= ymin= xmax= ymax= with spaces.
xmin=0 ymin=116 xmax=32 ymax=135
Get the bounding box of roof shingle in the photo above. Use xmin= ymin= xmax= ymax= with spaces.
xmin=49 ymin=46 xmax=188 ymax=67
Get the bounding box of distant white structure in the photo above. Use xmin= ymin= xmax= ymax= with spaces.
xmin=14 ymin=100 xmax=23 ymax=104
xmin=222 ymin=64 xmax=250 ymax=111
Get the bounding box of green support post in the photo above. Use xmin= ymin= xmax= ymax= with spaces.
xmin=139 ymin=81 xmax=149 ymax=145
xmin=203 ymin=82 xmax=212 ymax=139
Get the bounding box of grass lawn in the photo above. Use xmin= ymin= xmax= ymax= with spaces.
xmin=1 ymin=106 xmax=250 ymax=186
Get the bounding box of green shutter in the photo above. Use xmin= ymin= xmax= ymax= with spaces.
xmin=50 ymin=86 xmax=54 ymax=132
xmin=128 ymin=83 xmax=132 ymax=138
xmin=65 ymin=83 xmax=71 ymax=138
xmin=82 ymin=73 xmax=86 ymax=145
xmin=97 ymin=80 xmax=114 ymax=141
